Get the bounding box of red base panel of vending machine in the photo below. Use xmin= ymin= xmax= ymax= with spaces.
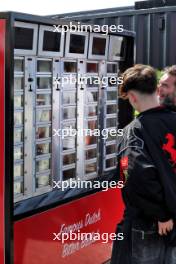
xmin=14 ymin=188 xmax=124 ymax=264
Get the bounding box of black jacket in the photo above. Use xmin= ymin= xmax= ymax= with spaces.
xmin=118 ymin=106 xmax=176 ymax=222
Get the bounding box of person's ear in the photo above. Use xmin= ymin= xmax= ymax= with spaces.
xmin=128 ymin=91 xmax=137 ymax=104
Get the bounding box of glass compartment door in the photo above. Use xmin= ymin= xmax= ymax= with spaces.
xmin=35 ymin=58 xmax=53 ymax=193
xmin=59 ymin=59 xmax=77 ymax=181
xmin=76 ymin=60 xmax=102 ymax=180
xmin=14 ymin=56 xmax=36 ymax=201
xmin=103 ymin=62 xmax=119 ymax=171
xmin=14 ymin=57 xmax=56 ymax=202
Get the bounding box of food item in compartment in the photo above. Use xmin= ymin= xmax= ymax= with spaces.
xmin=14 ymin=164 xmax=23 ymax=178
xmin=14 ymin=95 xmax=23 ymax=108
xmin=14 ymin=147 xmax=23 ymax=160
xmin=14 ymin=77 xmax=23 ymax=90
xmin=14 ymin=181 xmax=22 ymax=194
xmin=36 ymin=143 xmax=50 ymax=155
xmin=37 ymin=174 xmax=50 ymax=188
xmin=14 ymin=129 xmax=22 ymax=143
xmin=36 ymin=110 xmax=50 ymax=122
xmin=14 ymin=112 xmax=23 ymax=126
xmin=37 ymin=159 xmax=50 ymax=172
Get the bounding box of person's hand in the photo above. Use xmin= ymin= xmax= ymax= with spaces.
xmin=158 ymin=219 xmax=174 ymax=235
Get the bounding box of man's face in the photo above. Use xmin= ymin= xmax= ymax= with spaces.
xmin=158 ymin=73 xmax=176 ymax=105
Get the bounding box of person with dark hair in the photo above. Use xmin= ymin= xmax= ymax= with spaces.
xmin=111 ymin=64 xmax=176 ymax=264
xmin=158 ymin=65 xmax=176 ymax=110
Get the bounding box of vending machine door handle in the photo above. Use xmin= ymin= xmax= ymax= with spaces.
xmin=28 ymin=77 xmax=34 ymax=82
xmin=28 ymin=74 xmax=34 ymax=92
xmin=28 ymin=84 xmax=33 ymax=92
xmin=56 ymin=85 xmax=60 ymax=91
xmin=56 ymin=76 xmax=60 ymax=91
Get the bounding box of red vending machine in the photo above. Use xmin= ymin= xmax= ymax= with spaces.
xmin=0 ymin=12 xmax=135 ymax=264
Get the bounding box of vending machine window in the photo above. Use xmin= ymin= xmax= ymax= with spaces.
xmin=65 ymin=31 xmax=89 ymax=58
xmin=14 ymin=55 xmax=54 ymax=202
xmin=108 ymin=35 xmax=127 ymax=61
xmin=38 ymin=25 xmax=65 ymax=57
xmin=14 ymin=56 xmax=25 ymax=199
xmin=14 ymin=22 xmax=38 ymax=55
xmin=74 ymin=60 xmax=101 ymax=180
xmin=60 ymin=59 xmax=77 ymax=181
xmin=103 ymin=62 xmax=119 ymax=171
xmin=88 ymin=33 xmax=109 ymax=60
xmin=35 ymin=58 xmax=53 ymax=195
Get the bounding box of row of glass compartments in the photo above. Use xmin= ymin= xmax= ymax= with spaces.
xmin=14 ymin=57 xmax=119 ymax=199
xmin=14 ymin=57 xmax=119 ymax=73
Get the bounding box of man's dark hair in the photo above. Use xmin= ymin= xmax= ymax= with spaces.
xmin=119 ymin=64 xmax=157 ymax=99
xmin=164 ymin=65 xmax=176 ymax=87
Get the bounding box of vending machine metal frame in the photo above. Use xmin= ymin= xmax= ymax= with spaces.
xmin=0 ymin=11 xmax=135 ymax=264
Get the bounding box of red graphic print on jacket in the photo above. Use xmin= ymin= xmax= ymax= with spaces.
xmin=120 ymin=156 xmax=129 ymax=184
xmin=162 ymin=133 xmax=176 ymax=171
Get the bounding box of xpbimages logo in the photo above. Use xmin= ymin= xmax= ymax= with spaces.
xmin=52 ymin=209 xmax=124 ymax=259
xmin=53 ymin=127 xmax=124 ymax=140
xmin=53 ymin=230 xmax=124 ymax=244
xmin=53 ymin=22 xmax=124 ymax=35
xmin=53 ymin=179 xmax=124 ymax=191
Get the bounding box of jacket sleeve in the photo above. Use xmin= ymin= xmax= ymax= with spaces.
xmin=141 ymin=122 xmax=176 ymax=220
xmin=119 ymin=126 xmax=172 ymax=222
